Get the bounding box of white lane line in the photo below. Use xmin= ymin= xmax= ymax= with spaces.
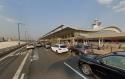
xmin=0 ymin=51 xmax=16 ymax=61
xmin=64 ymin=62 xmax=87 ymax=79
xmin=12 ymin=51 xmax=30 ymax=79
xmin=0 ymin=47 xmax=24 ymax=62
xmin=20 ymin=73 xmax=25 ymax=79
xmin=15 ymin=52 xmax=20 ymax=56
xmin=32 ymin=51 xmax=39 ymax=61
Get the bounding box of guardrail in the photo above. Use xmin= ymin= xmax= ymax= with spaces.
xmin=0 ymin=43 xmax=27 ymax=57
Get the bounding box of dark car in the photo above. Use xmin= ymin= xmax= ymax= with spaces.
xmin=70 ymin=44 xmax=93 ymax=55
xmin=78 ymin=51 xmax=125 ymax=79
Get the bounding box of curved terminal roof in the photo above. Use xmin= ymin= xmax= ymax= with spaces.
xmin=40 ymin=25 xmax=123 ymax=40
xmin=41 ymin=25 xmax=97 ymax=39
xmin=100 ymin=26 xmax=122 ymax=33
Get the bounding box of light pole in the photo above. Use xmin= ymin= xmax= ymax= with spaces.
xmin=18 ymin=23 xmax=22 ymax=46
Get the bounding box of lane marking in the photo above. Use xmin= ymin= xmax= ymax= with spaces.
xmin=0 ymin=47 xmax=24 ymax=62
xmin=12 ymin=51 xmax=30 ymax=79
xmin=20 ymin=73 xmax=25 ymax=79
xmin=0 ymin=51 xmax=17 ymax=61
xmin=16 ymin=52 xmax=26 ymax=56
xmin=15 ymin=52 xmax=21 ymax=56
xmin=64 ymin=62 xmax=87 ymax=79
xmin=32 ymin=51 xmax=39 ymax=61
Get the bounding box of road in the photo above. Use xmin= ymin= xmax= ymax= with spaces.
xmin=0 ymin=46 xmax=31 ymax=79
xmin=29 ymin=47 xmax=97 ymax=79
xmin=0 ymin=47 xmax=98 ymax=79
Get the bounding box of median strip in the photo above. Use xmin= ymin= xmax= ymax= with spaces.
xmin=64 ymin=62 xmax=87 ymax=79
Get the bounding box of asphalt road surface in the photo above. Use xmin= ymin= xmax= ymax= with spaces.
xmin=0 ymin=47 xmax=30 ymax=79
xmin=0 ymin=47 xmax=99 ymax=79
xmin=28 ymin=47 xmax=98 ymax=79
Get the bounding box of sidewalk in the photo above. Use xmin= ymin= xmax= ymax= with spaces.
xmin=0 ymin=41 xmax=25 ymax=50
xmin=93 ymin=48 xmax=124 ymax=55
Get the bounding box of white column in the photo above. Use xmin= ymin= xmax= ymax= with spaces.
xmin=99 ymin=38 xmax=101 ymax=47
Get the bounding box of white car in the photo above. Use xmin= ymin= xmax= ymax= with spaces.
xmin=36 ymin=43 xmax=42 ymax=47
xmin=26 ymin=44 xmax=35 ymax=49
xmin=51 ymin=44 xmax=69 ymax=53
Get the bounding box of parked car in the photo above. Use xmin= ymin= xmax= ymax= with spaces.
xmin=70 ymin=44 xmax=93 ymax=55
xmin=51 ymin=44 xmax=69 ymax=53
xmin=78 ymin=51 xmax=125 ymax=79
xmin=26 ymin=43 xmax=35 ymax=49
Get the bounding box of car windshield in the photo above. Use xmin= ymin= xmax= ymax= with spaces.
xmin=84 ymin=46 xmax=90 ymax=49
xmin=29 ymin=44 xmax=33 ymax=45
xmin=75 ymin=44 xmax=83 ymax=48
xmin=60 ymin=45 xmax=67 ymax=48
xmin=82 ymin=54 xmax=97 ymax=59
xmin=102 ymin=56 xmax=125 ymax=70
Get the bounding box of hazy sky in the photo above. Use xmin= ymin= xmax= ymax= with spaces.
xmin=0 ymin=0 xmax=125 ymax=39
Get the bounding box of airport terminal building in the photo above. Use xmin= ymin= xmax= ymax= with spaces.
xmin=40 ymin=20 xmax=125 ymax=47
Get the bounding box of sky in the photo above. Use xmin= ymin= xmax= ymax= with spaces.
xmin=0 ymin=0 xmax=125 ymax=40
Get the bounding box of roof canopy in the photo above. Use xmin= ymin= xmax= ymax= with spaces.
xmin=40 ymin=25 xmax=123 ymax=40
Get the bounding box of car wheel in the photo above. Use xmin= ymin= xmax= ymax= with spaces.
xmin=79 ymin=62 xmax=92 ymax=75
xmin=75 ymin=51 xmax=79 ymax=55
xmin=51 ymin=49 xmax=53 ymax=52
xmin=56 ymin=50 xmax=58 ymax=53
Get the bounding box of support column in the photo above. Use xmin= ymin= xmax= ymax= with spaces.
xmin=72 ymin=37 xmax=75 ymax=46
xmin=99 ymin=38 xmax=101 ymax=47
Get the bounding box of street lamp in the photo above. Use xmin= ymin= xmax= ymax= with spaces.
xmin=25 ymin=31 xmax=28 ymax=42
xmin=18 ymin=23 xmax=24 ymax=46
xmin=18 ymin=23 xmax=21 ymax=46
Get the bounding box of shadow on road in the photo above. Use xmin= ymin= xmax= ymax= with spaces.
xmin=47 ymin=56 xmax=97 ymax=79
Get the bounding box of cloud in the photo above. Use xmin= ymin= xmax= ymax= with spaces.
xmin=97 ymin=0 xmax=125 ymax=13
xmin=97 ymin=0 xmax=113 ymax=5
xmin=0 ymin=15 xmax=18 ymax=23
xmin=112 ymin=1 xmax=125 ymax=12
xmin=6 ymin=18 xmax=17 ymax=23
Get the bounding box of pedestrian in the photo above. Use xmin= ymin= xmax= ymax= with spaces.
xmin=118 ymin=44 xmax=122 ymax=49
